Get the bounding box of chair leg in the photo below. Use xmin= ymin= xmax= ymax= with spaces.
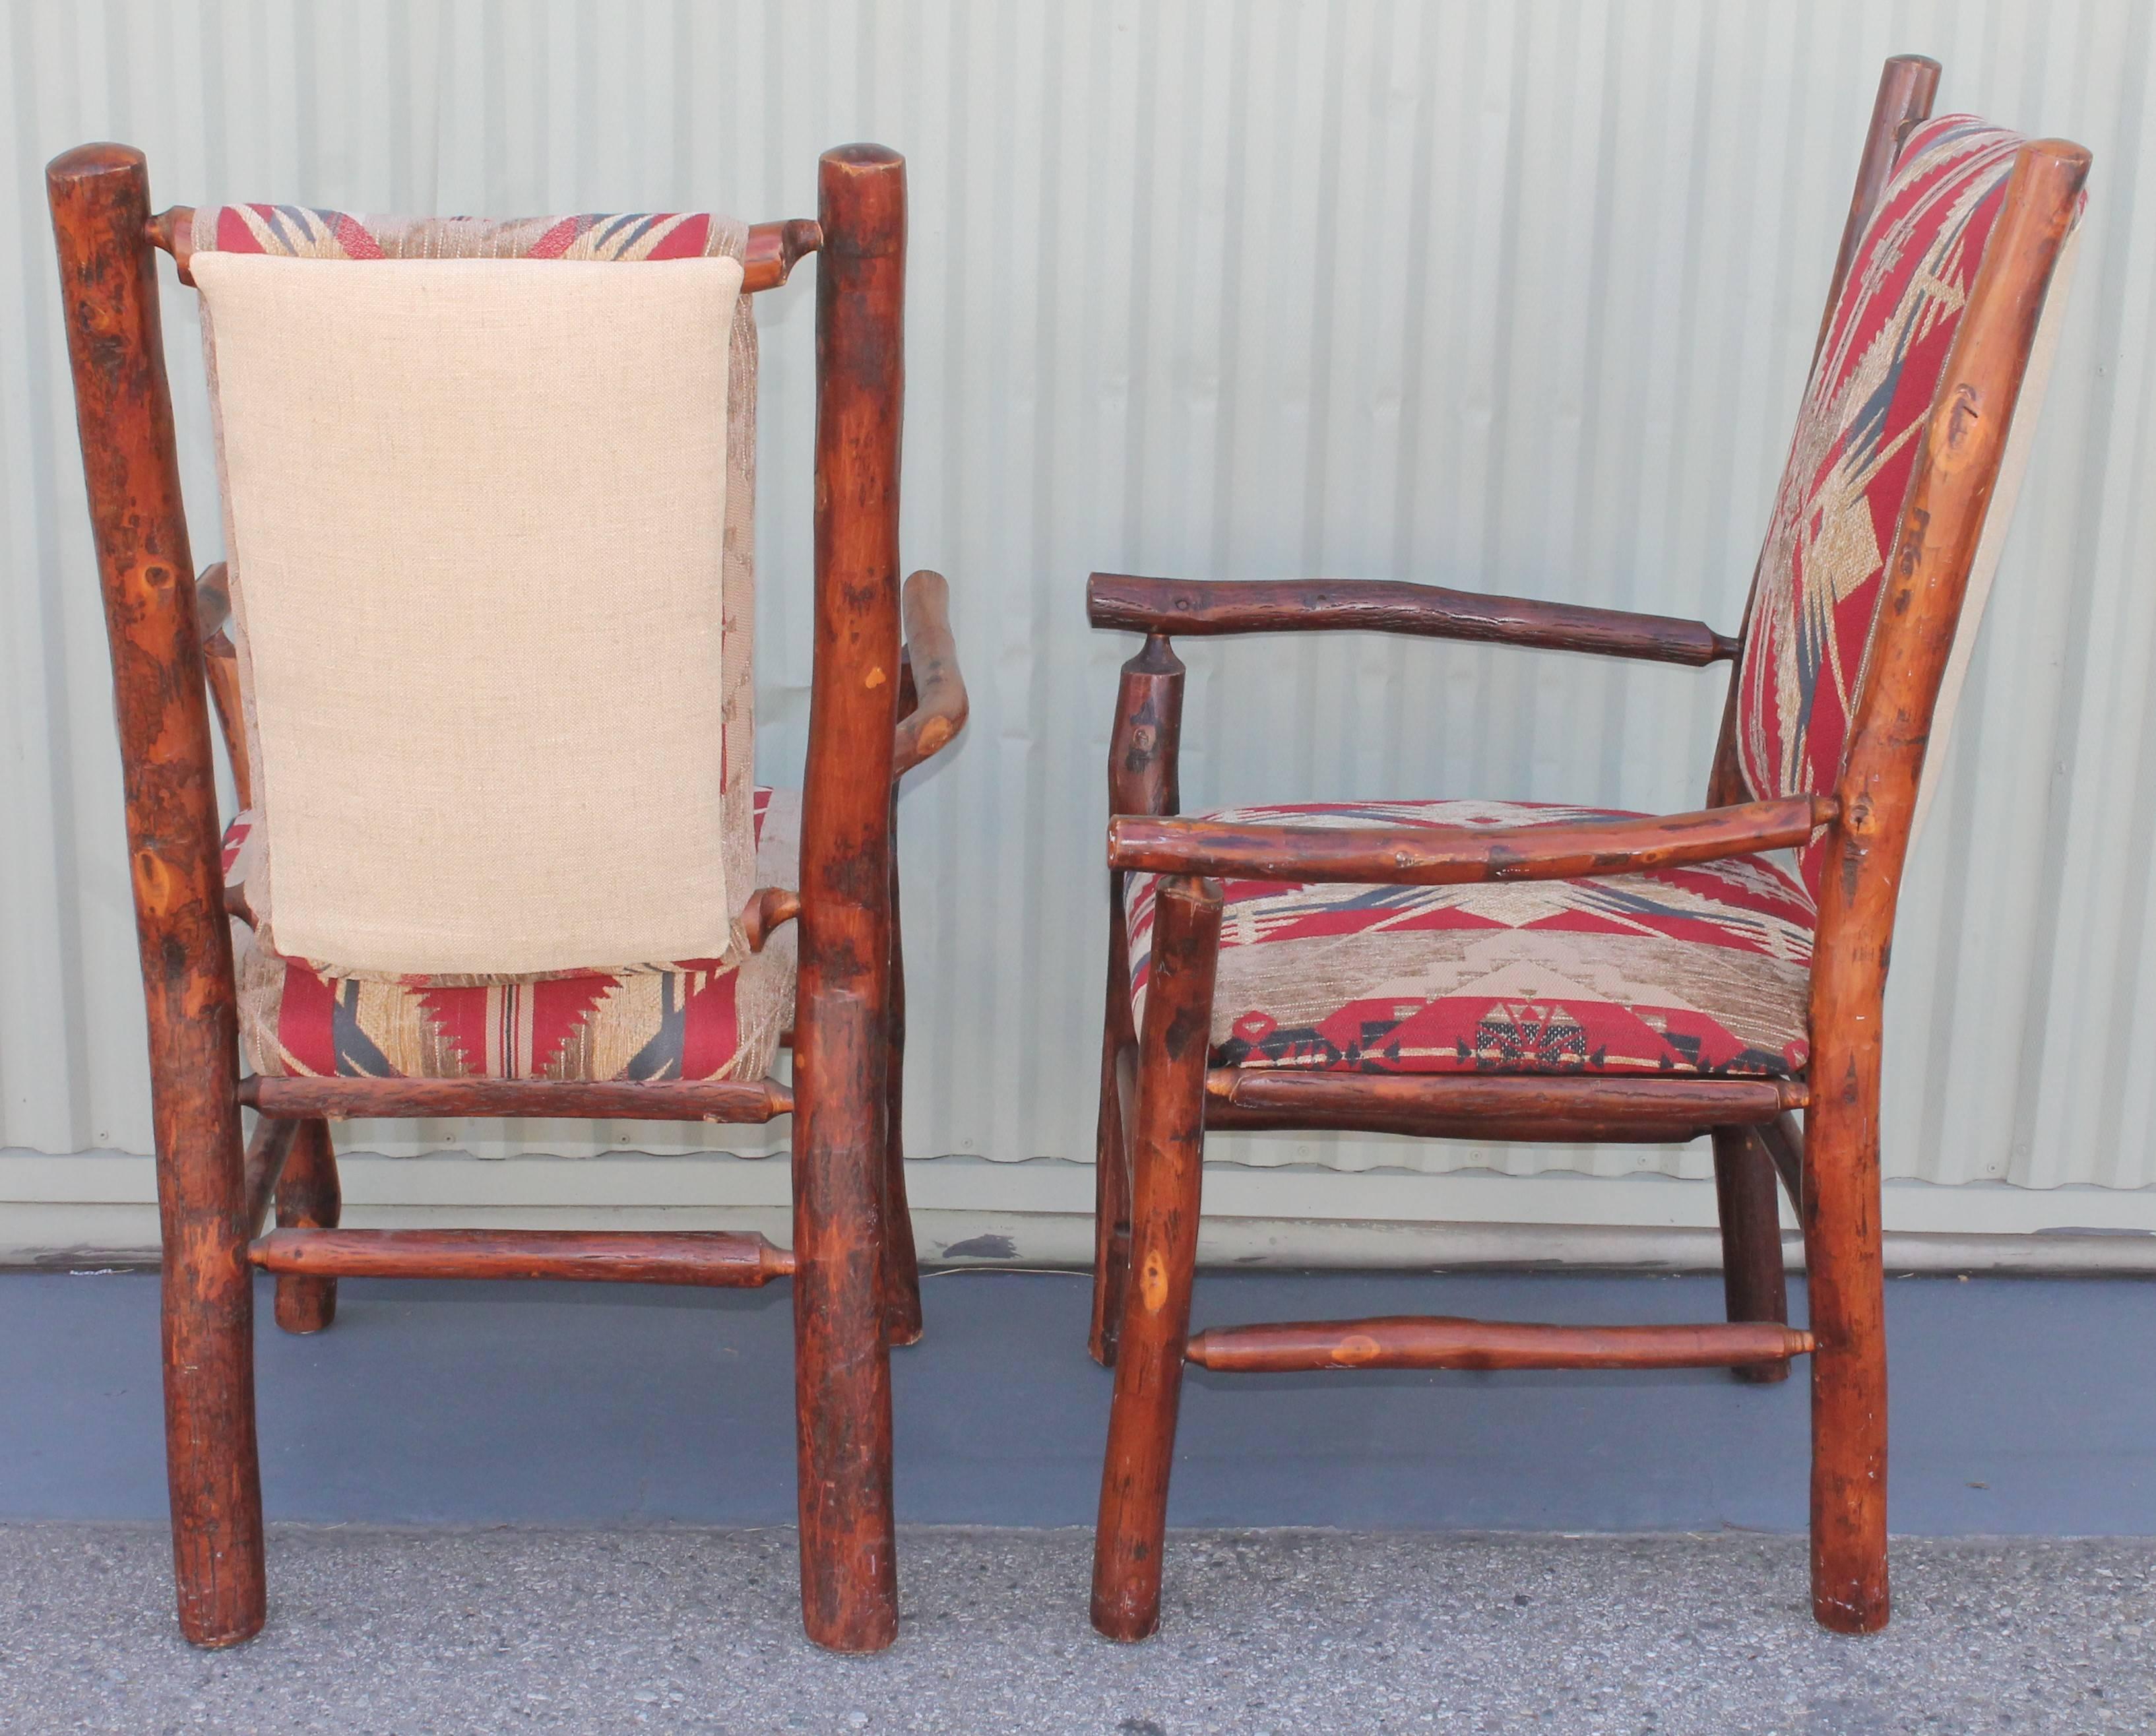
xmin=156 ymin=1066 xmax=267 ymax=1648
xmin=879 ymin=820 xmax=924 ymax=1347
xmin=1711 ymin=1126 xmax=1789 ymax=1384
xmin=272 ymin=1118 xmax=340 ymax=1334
xmin=1091 ymin=876 xmax=1222 ymax=1643
xmin=1804 ymin=1076 xmax=1890 ymax=1632
xmin=1091 ymin=874 xmax=1138 ymax=1367
xmin=791 ymin=991 xmax=899 ymax=1654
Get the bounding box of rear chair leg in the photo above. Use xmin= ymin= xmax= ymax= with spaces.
xmin=880 ymin=815 xmax=924 ymax=1347
xmin=1711 ymin=1125 xmax=1790 ymax=1384
xmin=273 ymin=1118 xmax=340 ymax=1334
xmin=1090 ymin=880 xmax=1136 ymax=1366
xmin=1091 ymin=875 xmax=1222 ymax=1642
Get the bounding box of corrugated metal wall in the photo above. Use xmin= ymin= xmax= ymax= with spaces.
xmin=5 ymin=1 xmax=2153 ymax=1192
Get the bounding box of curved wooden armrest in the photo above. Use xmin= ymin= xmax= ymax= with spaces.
xmin=893 ymin=569 xmax=967 ymax=777
xmin=1087 ymin=573 xmax=1739 ymax=667
xmin=1107 ymin=794 xmax=1834 ymax=885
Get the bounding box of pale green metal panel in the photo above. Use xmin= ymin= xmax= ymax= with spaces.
xmin=3 ymin=1 xmax=2151 ymax=1191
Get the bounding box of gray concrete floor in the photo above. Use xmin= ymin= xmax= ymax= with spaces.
xmin=1 ymin=1524 xmax=2150 ymax=1733
xmin=7 ymin=1268 xmax=2156 ymax=1730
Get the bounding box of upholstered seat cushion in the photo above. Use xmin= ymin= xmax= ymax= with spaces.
xmin=226 ymin=788 xmax=799 ymax=1083
xmin=1127 ymin=800 xmax=1814 ymax=1079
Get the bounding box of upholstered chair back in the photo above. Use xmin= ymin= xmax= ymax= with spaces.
xmin=191 ymin=207 xmax=759 ymax=979
xmin=1735 ymin=116 xmax=2082 ymax=893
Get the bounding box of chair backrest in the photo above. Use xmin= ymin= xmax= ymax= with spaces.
xmin=1732 ymin=115 xmax=2084 ymax=896
xmin=187 ymin=207 xmax=759 ymax=979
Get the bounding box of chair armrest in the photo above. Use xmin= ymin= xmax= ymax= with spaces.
xmin=1087 ymin=573 xmax=1738 ymax=667
xmin=1106 ymin=795 xmax=1833 ymax=885
xmin=893 ymin=569 xmax=968 ymax=777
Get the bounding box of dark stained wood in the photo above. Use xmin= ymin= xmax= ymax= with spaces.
xmin=239 ymin=1074 xmax=792 ymax=1123
xmin=240 ymin=1117 xmax=297 ymax=1238
xmin=880 ymin=784 xmax=924 ymax=1347
xmin=272 ymin=1118 xmax=341 ymax=1334
xmin=744 ymin=218 xmax=824 ymax=292
xmin=788 ymin=143 xmax=908 ymax=1656
xmin=48 ymin=142 xmax=265 ymax=1650
xmin=1108 ymin=795 xmax=1833 ymax=885
xmin=1092 ymin=633 xmax=1185 ymax=1366
xmin=1091 ymin=876 xmax=1222 ymax=1644
xmin=891 ymin=569 xmax=968 ymax=777
xmin=1760 ymin=1112 xmax=1805 ymax=1210
xmin=1203 ymin=1070 xmax=1802 ymax=1140
xmin=194 ymin=564 xmax=252 ymax=812
xmin=1087 ymin=573 xmax=1737 ymax=666
xmin=1817 ymin=57 xmax=1942 ymax=365
xmin=740 ymin=887 xmax=802 ymax=952
xmin=1803 ymin=138 xmax=2088 ymax=1636
xmin=151 ymin=204 xmax=822 ymax=296
xmin=1712 ymin=1126 xmax=1792 ymax=1384
xmin=249 ymin=1227 xmax=794 ymax=1285
xmin=1186 ymin=1316 xmax=1815 ymax=1374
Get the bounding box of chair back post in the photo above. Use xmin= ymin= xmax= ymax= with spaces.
xmin=790 ymin=142 xmax=906 ymax=1654
xmin=1707 ymin=54 xmax=1940 ymax=809
xmin=45 ymin=143 xmax=265 ymax=1647
xmin=1803 ymin=137 xmax=2088 ymax=1632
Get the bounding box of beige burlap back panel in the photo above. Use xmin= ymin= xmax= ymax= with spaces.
xmin=193 ymin=251 xmax=750 ymax=977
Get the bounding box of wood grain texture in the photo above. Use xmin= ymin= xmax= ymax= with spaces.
xmin=1712 ymin=1126 xmax=1792 ymax=1384
xmin=788 ymin=143 xmax=908 ymax=1655
xmin=1108 ymin=795 xmax=1833 ymax=885
xmin=49 ymin=141 xmax=265 ymax=1650
xmin=1091 ymin=876 xmax=1222 ymax=1644
xmin=1803 ymin=138 xmax=2088 ymax=1636
xmin=891 ymin=569 xmax=967 ymax=777
xmin=1092 ymin=633 xmax=1185 ymax=1366
xmin=239 ymin=1075 xmax=792 ymax=1123
xmin=249 ymin=1227 xmax=793 ymax=1285
xmin=240 ymin=1117 xmax=297 ymax=1238
xmin=1087 ymin=573 xmax=1736 ymax=665
xmin=271 ymin=1119 xmax=341 ymax=1334
xmin=1204 ymin=1070 xmax=1804 ymax=1140
xmin=1185 ymin=1316 xmax=1815 ymax=1373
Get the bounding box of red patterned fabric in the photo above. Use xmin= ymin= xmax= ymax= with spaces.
xmin=1127 ymin=800 xmax=1814 ymax=1078
xmin=1736 ymin=116 xmax=2027 ymax=893
xmin=195 ymin=206 xmax=736 ymax=263
xmin=228 ymin=788 xmax=798 ymax=1083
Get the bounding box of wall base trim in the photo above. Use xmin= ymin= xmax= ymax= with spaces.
xmin=5 ymin=1150 xmax=2153 ymax=1273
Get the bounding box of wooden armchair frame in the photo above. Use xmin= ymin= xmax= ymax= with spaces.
xmin=1084 ymin=58 xmax=2089 ymax=1640
xmin=48 ymin=141 xmax=967 ymax=1654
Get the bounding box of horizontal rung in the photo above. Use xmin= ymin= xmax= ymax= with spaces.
xmin=1185 ymin=1315 xmax=1814 ymax=1373
xmin=248 ymin=1229 xmax=794 ymax=1287
xmin=240 ymin=1075 xmax=792 ymax=1124
xmin=1204 ymin=1071 xmax=1806 ymax=1141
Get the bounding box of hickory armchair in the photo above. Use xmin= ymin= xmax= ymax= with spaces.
xmin=48 ymin=141 xmax=965 ymax=1654
xmin=1085 ymin=57 xmax=2087 ymax=1640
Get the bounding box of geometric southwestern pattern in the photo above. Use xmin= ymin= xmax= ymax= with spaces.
xmin=1735 ymin=116 xmax=2027 ymax=896
xmin=1128 ymin=800 xmax=1815 ymax=1079
xmin=193 ymin=205 xmax=738 ymax=263
xmin=226 ymin=788 xmax=799 ymax=1084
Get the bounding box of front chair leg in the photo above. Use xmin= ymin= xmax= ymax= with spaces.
xmin=1089 ymin=878 xmax=1137 ymax=1367
xmin=1091 ymin=874 xmax=1222 ymax=1643
xmin=1711 ymin=1126 xmax=1790 ymax=1383
xmin=272 ymin=1118 xmax=340 ymax=1334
